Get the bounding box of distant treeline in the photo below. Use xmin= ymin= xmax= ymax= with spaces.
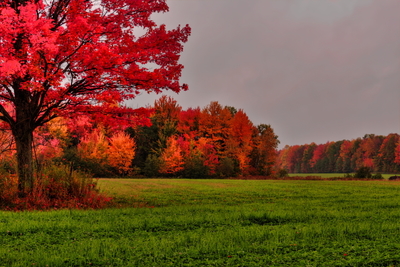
xmin=275 ymin=134 xmax=400 ymax=173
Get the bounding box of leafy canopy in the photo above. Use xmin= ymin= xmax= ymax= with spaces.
xmin=0 ymin=0 xmax=190 ymax=128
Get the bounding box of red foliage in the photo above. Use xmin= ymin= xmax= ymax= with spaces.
xmin=339 ymin=140 xmax=353 ymax=160
xmin=146 ymin=98 xmax=281 ymax=177
xmin=198 ymin=102 xmax=232 ymax=154
xmin=377 ymin=134 xmax=400 ymax=170
xmin=177 ymin=107 xmax=201 ymax=137
xmin=286 ymin=145 xmax=301 ymax=172
xmin=252 ymin=124 xmax=279 ymax=175
xmin=154 ymin=96 xmax=182 ymax=124
xmin=276 ymin=133 xmax=400 ymax=174
xmin=0 ymin=0 xmax=190 ymax=194
xmin=227 ymin=110 xmax=254 ymax=174
xmin=310 ymin=143 xmax=329 ymax=168
xmin=197 ymin=138 xmax=219 ymax=175
xmin=395 ymin=142 xmax=400 ymax=165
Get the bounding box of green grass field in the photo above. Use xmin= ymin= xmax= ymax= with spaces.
xmin=2 ymin=179 xmax=400 ymax=266
xmin=289 ymin=173 xmax=399 ymax=179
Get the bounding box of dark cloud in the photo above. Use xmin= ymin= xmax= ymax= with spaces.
xmin=128 ymin=0 xmax=400 ymax=148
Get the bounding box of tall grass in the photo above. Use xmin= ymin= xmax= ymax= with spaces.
xmin=0 ymin=164 xmax=111 ymax=210
xmin=1 ymin=179 xmax=400 ymax=266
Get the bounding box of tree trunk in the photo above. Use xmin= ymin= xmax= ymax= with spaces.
xmin=13 ymin=127 xmax=34 ymax=197
xmin=10 ymin=77 xmax=37 ymax=197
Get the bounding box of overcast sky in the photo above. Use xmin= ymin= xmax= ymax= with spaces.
xmin=128 ymin=0 xmax=400 ymax=149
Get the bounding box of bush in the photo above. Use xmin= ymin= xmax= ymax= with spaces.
xmin=57 ymin=148 xmax=115 ymax=177
xmin=371 ymin=173 xmax=384 ymax=180
xmin=354 ymin=166 xmax=372 ymax=178
xmin=0 ymin=170 xmax=18 ymax=203
xmin=277 ymin=169 xmax=289 ymax=178
xmin=0 ymin=163 xmax=112 ymax=211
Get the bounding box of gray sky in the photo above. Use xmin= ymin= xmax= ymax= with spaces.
xmin=128 ymin=0 xmax=400 ymax=149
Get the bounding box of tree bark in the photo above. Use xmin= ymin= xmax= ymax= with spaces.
xmin=12 ymin=126 xmax=34 ymax=197
xmin=12 ymin=83 xmax=36 ymax=197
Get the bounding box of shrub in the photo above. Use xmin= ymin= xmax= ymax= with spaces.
xmin=57 ymin=148 xmax=114 ymax=177
xmin=277 ymin=169 xmax=289 ymax=178
xmin=0 ymin=170 xmax=18 ymax=203
xmin=344 ymin=173 xmax=353 ymax=178
xmin=354 ymin=166 xmax=372 ymax=178
xmin=371 ymin=173 xmax=384 ymax=180
xmin=0 ymin=163 xmax=112 ymax=211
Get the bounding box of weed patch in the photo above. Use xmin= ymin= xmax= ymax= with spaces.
xmin=0 ymin=164 xmax=112 ymax=211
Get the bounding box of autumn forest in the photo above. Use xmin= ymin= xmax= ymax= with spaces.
xmin=276 ymin=133 xmax=400 ymax=174
xmin=0 ymin=95 xmax=279 ymax=179
xmin=1 ymin=93 xmax=398 ymax=182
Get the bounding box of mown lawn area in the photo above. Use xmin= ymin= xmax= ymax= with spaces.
xmin=2 ymin=178 xmax=400 ymax=266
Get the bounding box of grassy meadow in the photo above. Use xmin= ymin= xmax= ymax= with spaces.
xmin=1 ymin=179 xmax=400 ymax=266
xmin=288 ymin=173 xmax=398 ymax=179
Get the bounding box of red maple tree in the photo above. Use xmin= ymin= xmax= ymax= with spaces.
xmin=226 ymin=109 xmax=253 ymax=174
xmin=0 ymin=0 xmax=190 ymax=195
xmin=394 ymin=142 xmax=400 ymax=165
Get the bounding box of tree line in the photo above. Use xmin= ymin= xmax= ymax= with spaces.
xmin=275 ymin=134 xmax=400 ymax=174
xmin=0 ymin=96 xmax=280 ymax=178
xmin=129 ymin=96 xmax=279 ymax=178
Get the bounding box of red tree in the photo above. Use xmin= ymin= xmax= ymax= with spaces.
xmin=310 ymin=143 xmax=328 ymax=169
xmin=177 ymin=107 xmax=201 ymax=138
xmin=251 ymin=124 xmax=279 ymax=176
xmin=226 ymin=110 xmax=254 ymax=174
xmin=0 ymin=0 xmax=190 ymax=195
xmin=275 ymin=146 xmax=290 ymax=172
xmin=286 ymin=145 xmax=301 ymax=173
xmin=395 ymin=142 xmax=400 ymax=165
xmin=199 ymin=101 xmax=232 ymax=155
